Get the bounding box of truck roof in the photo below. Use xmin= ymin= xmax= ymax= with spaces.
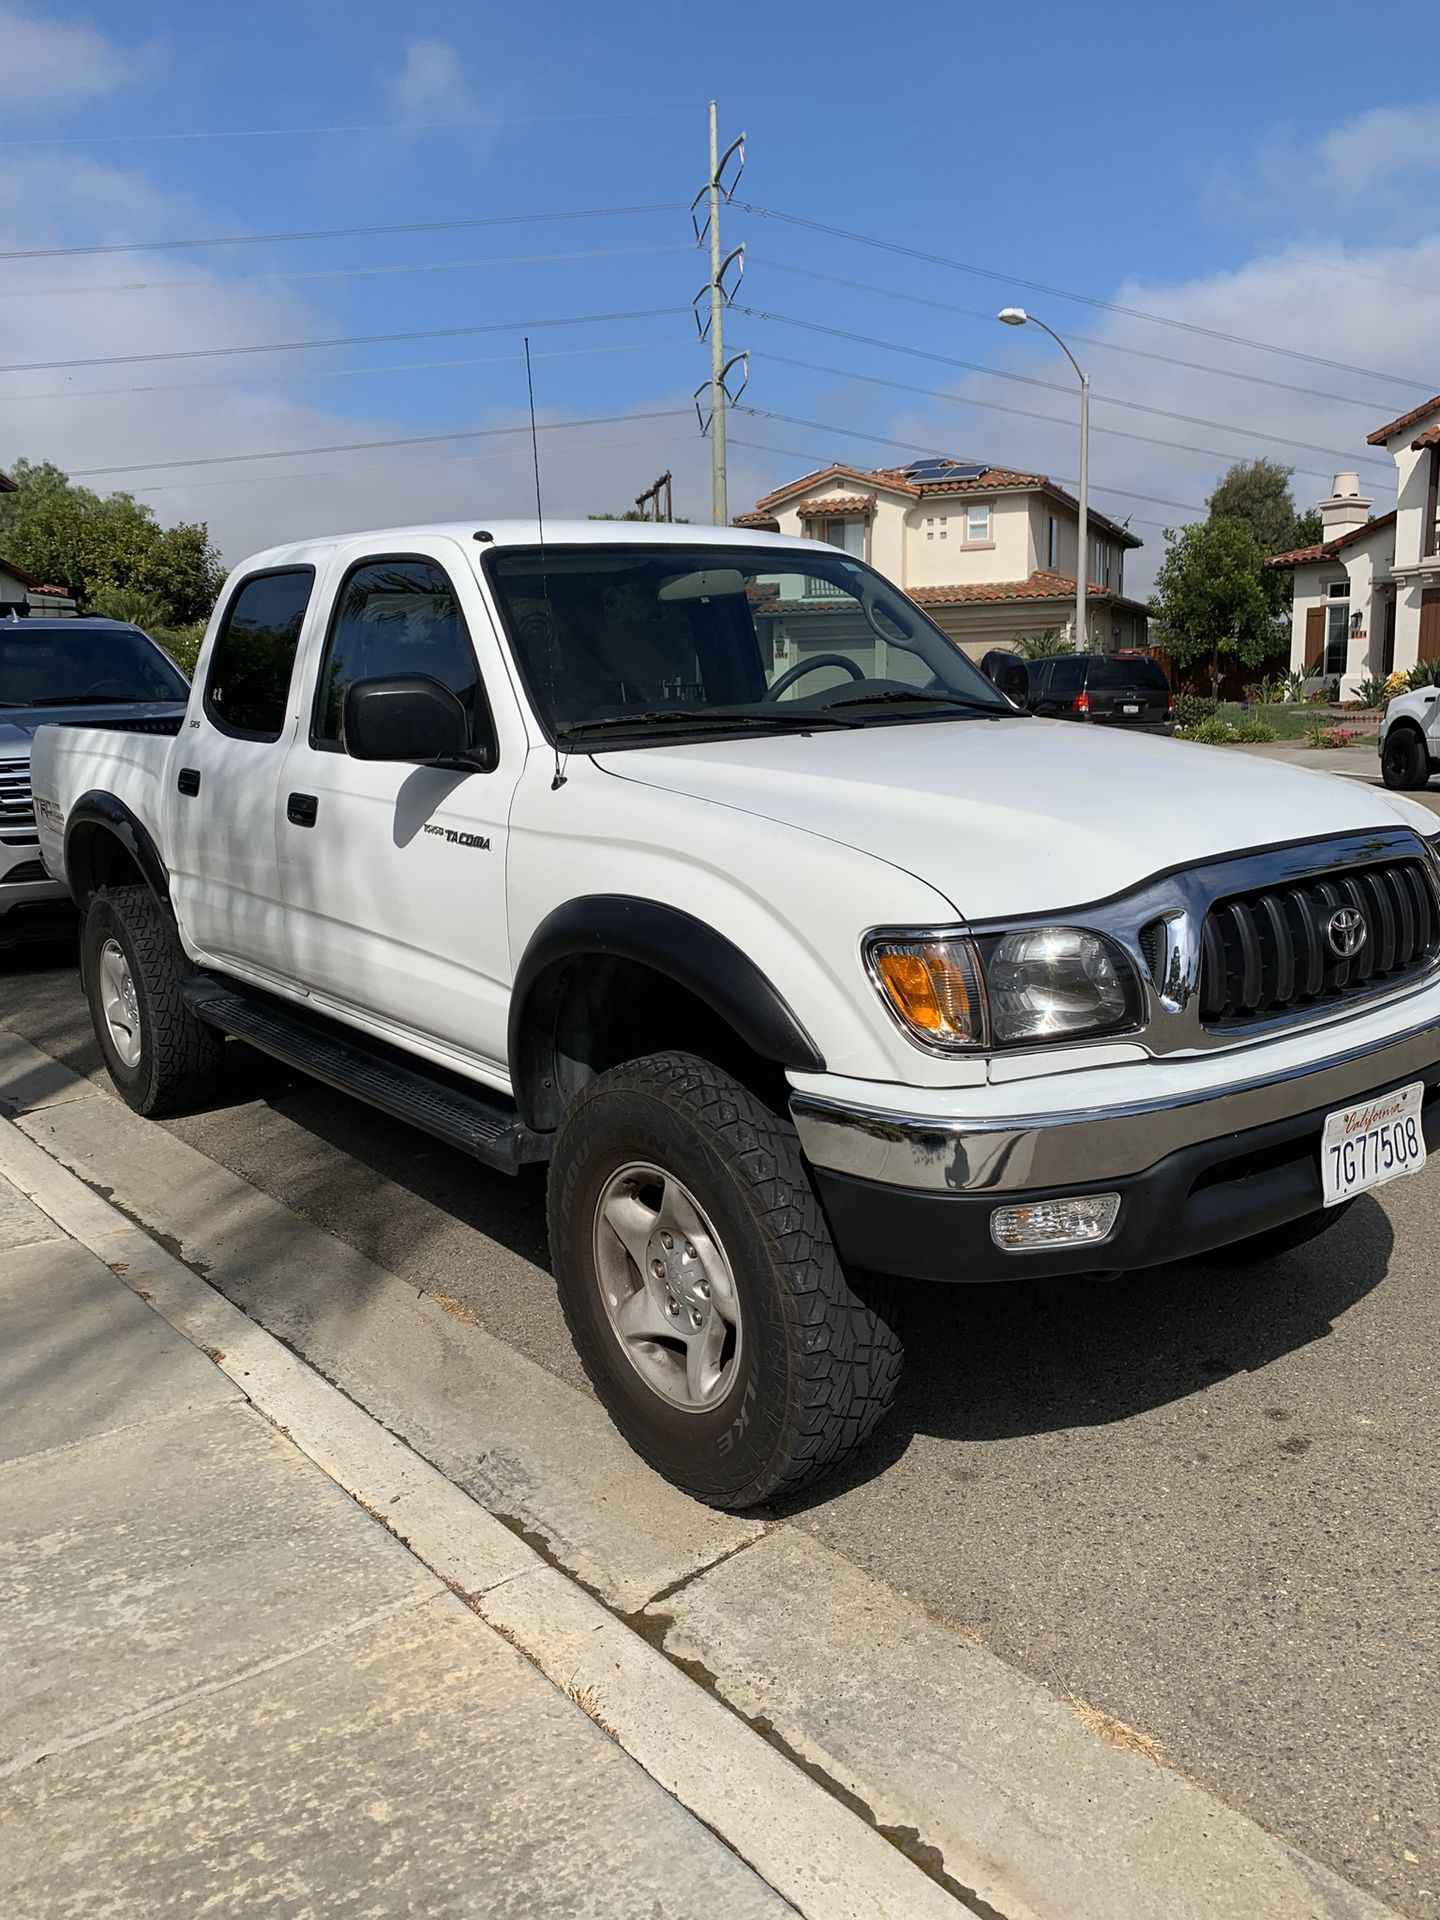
xmin=234 ymin=519 xmax=835 ymax=571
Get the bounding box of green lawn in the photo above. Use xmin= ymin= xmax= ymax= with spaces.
xmin=1214 ymin=703 xmax=1377 ymax=740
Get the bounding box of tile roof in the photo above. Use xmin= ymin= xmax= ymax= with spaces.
xmin=1413 ymin=425 xmax=1440 ymax=450
xmin=908 ymin=570 xmax=1148 ymax=613
xmin=1367 ymin=394 xmax=1440 ymax=445
xmin=0 ymin=554 xmax=72 ymax=594
xmin=1263 ymin=508 xmax=1397 ymax=569
xmin=795 ymin=494 xmax=875 ymax=516
xmin=750 ymin=462 xmax=1139 ymax=545
xmin=732 ymin=509 xmax=780 ymax=528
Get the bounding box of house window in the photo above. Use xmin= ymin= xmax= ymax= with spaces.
xmin=823 ymin=518 xmax=865 ymax=558
xmin=938 ymin=515 xmax=947 ymax=541
xmin=965 ymin=504 xmax=990 ymax=542
xmin=1046 ymin=514 xmax=1057 ymax=568
xmin=1324 ymin=598 xmax=1349 ymax=679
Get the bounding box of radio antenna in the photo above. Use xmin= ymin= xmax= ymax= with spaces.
xmin=524 ymin=334 xmax=567 ymax=793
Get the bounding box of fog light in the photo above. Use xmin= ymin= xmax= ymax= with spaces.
xmin=990 ymin=1194 xmax=1121 ymax=1251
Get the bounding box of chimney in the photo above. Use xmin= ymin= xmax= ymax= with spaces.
xmin=1318 ymin=472 xmax=1372 ymax=539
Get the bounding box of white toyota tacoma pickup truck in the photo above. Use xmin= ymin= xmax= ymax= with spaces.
xmin=31 ymin=521 xmax=1440 ymax=1507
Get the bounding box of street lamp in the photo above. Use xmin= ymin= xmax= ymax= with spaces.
xmin=998 ymin=307 xmax=1090 ymax=652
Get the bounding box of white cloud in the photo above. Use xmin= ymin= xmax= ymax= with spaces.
xmin=845 ymin=233 xmax=1440 ymax=598
xmin=384 ymin=37 xmax=474 ymax=122
xmin=1321 ymin=104 xmax=1440 ymax=200
xmin=0 ymin=4 xmax=153 ymax=112
xmin=0 ymin=153 xmax=715 ymax=564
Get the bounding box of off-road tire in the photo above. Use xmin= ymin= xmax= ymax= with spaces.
xmin=1381 ymin=726 xmax=1430 ymax=791
xmin=1205 ymin=1199 xmax=1354 ymax=1267
xmin=548 ymin=1051 xmax=903 ymax=1508
xmin=81 ymin=884 xmax=224 ymax=1116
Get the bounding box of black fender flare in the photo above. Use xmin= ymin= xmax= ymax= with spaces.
xmin=508 ymin=895 xmax=824 ymax=1127
xmin=64 ymin=791 xmax=171 ymax=907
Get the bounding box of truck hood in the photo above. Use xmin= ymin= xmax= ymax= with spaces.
xmin=601 ymin=718 xmax=1428 ymax=920
xmin=0 ymin=701 xmax=185 ymax=756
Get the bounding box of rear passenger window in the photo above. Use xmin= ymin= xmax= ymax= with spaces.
xmin=1048 ymin=658 xmax=1084 ymax=696
xmin=205 ymin=568 xmax=314 ymax=742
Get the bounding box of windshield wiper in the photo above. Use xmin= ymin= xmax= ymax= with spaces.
xmin=555 ymin=707 xmax=860 ymax=739
xmin=19 ymin=692 xmax=166 ymax=707
xmin=821 ymin=689 xmax=1018 ymax=717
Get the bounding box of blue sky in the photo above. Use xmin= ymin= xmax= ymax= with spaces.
xmin=3 ymin=1 xmax=1439 ymax=589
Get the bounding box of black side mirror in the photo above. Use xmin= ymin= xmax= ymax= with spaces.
xmin=980 ymin=651 xmax=1029 ymax=705
xmin=343 ymin=675 xmax=489 ymax=768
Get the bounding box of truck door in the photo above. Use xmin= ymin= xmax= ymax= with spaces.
xmin=275 ymin=543 xmax=519 ymax=1074
xmin=166 ymin=565 xmax=318 ymax=982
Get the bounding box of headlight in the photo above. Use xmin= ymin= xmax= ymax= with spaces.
xmin=978 ymin=927 xmax=1139 ymax=1043
xmin=866 ymin=926 xmax=1141 ymax=1051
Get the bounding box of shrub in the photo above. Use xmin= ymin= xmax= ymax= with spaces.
xmin=1353 ymin=674 xmax=1392 ymax=711
xmin=1408 ymin=659 xmax=1440 ymax=691
xmin=1172 ymin=693 xmax=1217 ymax=730
xmin=1307 ymin=723 xmax=1357 ymax=749
xmin=1244 ymin=673 xmax=1285 ymax=704
xmin=1013 ymin=629 xmax=1071 ymax=660
xmin=1386 ymin=670 xmax=1409 ymax=699
xmin=1178 ymin=715 xmax=1276 ymax=745
xmin=1282 ymin=668 xmax=1307 ymax=703
xmin=153 ymin=622 xmax=206 ymax=677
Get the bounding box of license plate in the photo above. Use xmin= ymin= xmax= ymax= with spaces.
xmin=1123 ymin=703 xmax=1139 ymax=714
xmin=1321 ymin=1081 xmax=1427 ymax=1206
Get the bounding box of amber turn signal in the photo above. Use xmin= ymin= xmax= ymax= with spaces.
xmin=867 ymin=937 xmax=985 ymax=1048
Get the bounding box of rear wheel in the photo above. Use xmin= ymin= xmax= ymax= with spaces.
xmin=81 ymin=885 xmax=224 ymax=1115
xmin=1381 ymin=726 xmax=1430 ymax=790
xmin=547 ymin=1051 xmax=903 ymax=1508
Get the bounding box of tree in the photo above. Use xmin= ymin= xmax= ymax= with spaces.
xmin=1205 ymin=458 xmax=1322 ymax=617
xmin=1149 ymin=518 xmax=1283 ymax=696
xmin=0 ymin=458 xmax=225 ymax=624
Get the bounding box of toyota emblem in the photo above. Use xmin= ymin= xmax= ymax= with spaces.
xmin=1325 ymin=905 xmax=1367 ymax=959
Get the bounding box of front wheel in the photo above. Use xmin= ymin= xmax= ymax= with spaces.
xmin=1381 ymin=727 xmax=1430 ymax=790
xmin=81 ymin=885 xmax=224 ymax=1115
xmin=547 ymin=1052 xmax=903 ymax=1508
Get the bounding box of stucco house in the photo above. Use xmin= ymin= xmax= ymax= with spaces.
xmin=735 ymin=458 xmax=1146 ymax=658
xmin=1269 ymin=392 xmax=1440 ymax=695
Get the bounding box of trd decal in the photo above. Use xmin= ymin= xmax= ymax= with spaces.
xmin=423 ymin=823 xmax=491 ymax=850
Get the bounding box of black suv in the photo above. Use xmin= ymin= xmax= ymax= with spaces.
xmin=986 ymin=650 xmax=1173 ymax=734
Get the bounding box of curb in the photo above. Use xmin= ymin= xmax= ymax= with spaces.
xmin=0 ymin=1115 xmax=969 ymax=1920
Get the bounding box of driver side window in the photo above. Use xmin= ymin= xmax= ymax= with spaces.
xmin=312 ymin=556 xmax=489 ymax=752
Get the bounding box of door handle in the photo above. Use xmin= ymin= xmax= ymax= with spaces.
xmin=286 ymin=792 xmax=318 ymax=828
xmin=177 ymin=767 xmax=201 ymax=797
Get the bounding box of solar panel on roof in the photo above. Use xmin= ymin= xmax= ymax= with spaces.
xmin=905 ymin=457 xmax=987 ymax=482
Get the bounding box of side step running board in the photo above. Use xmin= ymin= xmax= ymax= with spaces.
xmin=182 ymin=977 xmax=547 ymax=1174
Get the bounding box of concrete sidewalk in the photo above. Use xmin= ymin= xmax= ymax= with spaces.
xmin=0 ymin=1168 xmax=795 ymax=1918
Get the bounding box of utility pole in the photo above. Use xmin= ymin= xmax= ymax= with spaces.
xmin=690 ymin=106 xmax=746 ymax=527
xmin=634 ymin=472 xmax=673 ymax=522
xmin=708 ymin=101 xmax=726 ymax=527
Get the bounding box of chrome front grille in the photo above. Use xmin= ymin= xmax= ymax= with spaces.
xmin=1198 ymin=859 xmax=1440 ymax=1029
xmin=0 ymin=760 xmax=34 ymax=833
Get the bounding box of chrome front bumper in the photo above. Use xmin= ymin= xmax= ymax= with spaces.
xmin=791 ymin=1014 xmax=1440 ymax=1194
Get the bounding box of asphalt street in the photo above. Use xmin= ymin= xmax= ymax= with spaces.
xmin=3 ymin=916 xmax=1436 ymax=1917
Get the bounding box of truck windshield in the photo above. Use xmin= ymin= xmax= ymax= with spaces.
xmin=485 ymin=543 xmax=1013 ymax=741
xmin=0 ymin=624 xmax=189 ymax=708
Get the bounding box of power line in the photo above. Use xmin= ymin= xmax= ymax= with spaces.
xmin=737 ymin=203 xmax=1439 ymax=391
xmin=0 ymin=244 xmax=697 ymax=302
xmin=0 ymin=202 xmax=687 ymax=264
xmin=128 ymin=426 xmax=708 ymax=496
xmin=752 ymin=349 xmax=1371 ymax=487
xmin=0 ymin=107 xmax=698 ymax=150
xmin=65 ymin=408 xmax=695 ymax=480
xmin=739 ymin=307 xmax=1396 ymax=474
xmin=753 ymin=258 xmax=1399 ymax=413
xmin=0 ymin=305 xmax=690 ymax=376
xmin=0 ymin=338 xmax=693 ymax=406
